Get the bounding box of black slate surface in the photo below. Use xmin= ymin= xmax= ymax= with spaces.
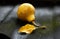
xmin=0 ymin=5 xmax=60 ymax=39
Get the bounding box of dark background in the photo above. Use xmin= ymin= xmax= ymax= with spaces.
xmin=0 ymin=0 xmax=60 ymax=7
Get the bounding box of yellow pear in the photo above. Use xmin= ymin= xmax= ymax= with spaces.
xmin=17 ymin=3 xmax=35 ymax=22
xmin=18 ymin=24 xmax=47 ymax=34
xmin=18 ymin=24 xmax=36 ymax=34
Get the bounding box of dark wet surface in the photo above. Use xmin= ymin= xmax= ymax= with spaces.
xmin=0 ymin=5 xmax=60 ymax=39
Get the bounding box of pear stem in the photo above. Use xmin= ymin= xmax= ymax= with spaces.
xmin=32 ymin=21 xmax=47 ymax=29
xmin=32 ymin=21 xmax=40 ymax=27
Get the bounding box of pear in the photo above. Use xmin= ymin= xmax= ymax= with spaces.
xmin=18 ymin=24 xmax=36 ymax=34
xmin=18 ymin=24 xmax=47 ymax=34
xmin=17 ymin=3 xmax=35 ymax=22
